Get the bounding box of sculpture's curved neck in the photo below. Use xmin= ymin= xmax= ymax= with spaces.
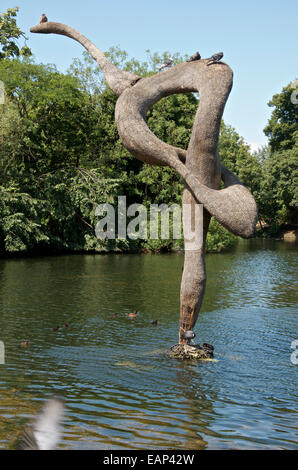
xmin=30 ymin=22 xmax=140 ymax=96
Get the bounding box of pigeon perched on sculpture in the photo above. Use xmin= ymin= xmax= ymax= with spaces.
xmin=206 ymin=51 xmax=224 ymax=65
xmin=186 ymin=51 xmax=201 ymax=62
xmin=39 ymin=14 xmax=48 ymax=24
xmin=158 ymin=57 xmax=174 ymax=70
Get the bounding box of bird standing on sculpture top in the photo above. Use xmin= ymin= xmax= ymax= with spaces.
xmin=39 ymin=14 xmax=48 ymax=24
xmin=158 ymin=57 xmax=174 ymax=71
xmin=206 ymin=52 xmax=224 ymax=65
xmin=186 ymin=51 xmax=201 ymax=62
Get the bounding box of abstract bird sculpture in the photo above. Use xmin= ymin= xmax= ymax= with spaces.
xmin=30 ymin=19 xmax=257 ymax=358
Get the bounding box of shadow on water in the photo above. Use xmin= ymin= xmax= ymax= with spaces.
xmin=0 ymin=239 xmax=297 ymax=449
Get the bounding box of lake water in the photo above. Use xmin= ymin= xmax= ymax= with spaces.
xmin=0 ymin=239 xmax=297 ymax=449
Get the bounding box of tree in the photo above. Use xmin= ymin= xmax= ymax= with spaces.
xmin=260 ymin=83 xmax=298 ymax=225
xmin=0 ymin=59 xmax=92 ymax=172
xmin=264 ymin=83 xmax=298 ymax=152
xmin=259 ymin=141 xmax=298 ymax=225
xmin=219 ymin=122 xmax=263 ymax=198
xmin=0 ymin=7 xmax=31 ymax=59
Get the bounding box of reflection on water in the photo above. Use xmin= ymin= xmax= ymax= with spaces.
xmin=0 ymin=239 xmax=297 ymax=449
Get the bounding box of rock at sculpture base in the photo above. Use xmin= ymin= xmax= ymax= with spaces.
xmin=165 ymin=343 xmax=214 ymax=360
xmin=283 ymin=230 xmax=298 ymax=242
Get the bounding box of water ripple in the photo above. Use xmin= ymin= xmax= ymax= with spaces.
xmin=0 ymin=240 xmax=297 ymax=449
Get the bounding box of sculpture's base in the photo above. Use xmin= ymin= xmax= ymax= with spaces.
xmin=165 ymin=343 xmax=214 ymax=360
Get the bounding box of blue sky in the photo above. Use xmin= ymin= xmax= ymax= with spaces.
xmin=2 ymin=0 xmax=297 ymax=150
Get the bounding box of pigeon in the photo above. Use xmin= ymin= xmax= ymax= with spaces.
xmin=158 ymin=57 xmax=174 ymax=71
xmin=39 ymin=14 xmax=48 ymax=24
xmin=186 ymin=51 xmax=201 ymax=62
xmin=206 ymin=52 xmax=224 ymax=66
xmin=19 ymin=397 xmax=64 ymax=450
xmin=181 ymin=330 xmax=196 ymax=341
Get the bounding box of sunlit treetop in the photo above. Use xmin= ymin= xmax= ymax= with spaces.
xmin=0 ymin=6 xmax=32 ymax=59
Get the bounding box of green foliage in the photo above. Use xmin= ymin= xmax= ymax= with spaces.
xmin=219 ymin=122 xmax=263 ymax=198
xmin=258 ymin=143 xmax=298 ymax=224
xmin=0 ymin=7 xmax=31 ymax=59
xmin=264 ymin=83 xmax=298 ymax=152
xmin=147 ymin=93 xmax=198 ymax=149
xmin=0 ymin=60 xmax=93 ymax=172
xmin=259 ymin=83 xmax=298 ymax=225
xmin=0 ymin=185 xmax=49 ymax=252
xmin=105 ymin=46 xmax=186 ymax=77
xmin=0 ymin=170 xmax=122 ymax=254
xmin=206 ymin=219 xmax=237 ymax=252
